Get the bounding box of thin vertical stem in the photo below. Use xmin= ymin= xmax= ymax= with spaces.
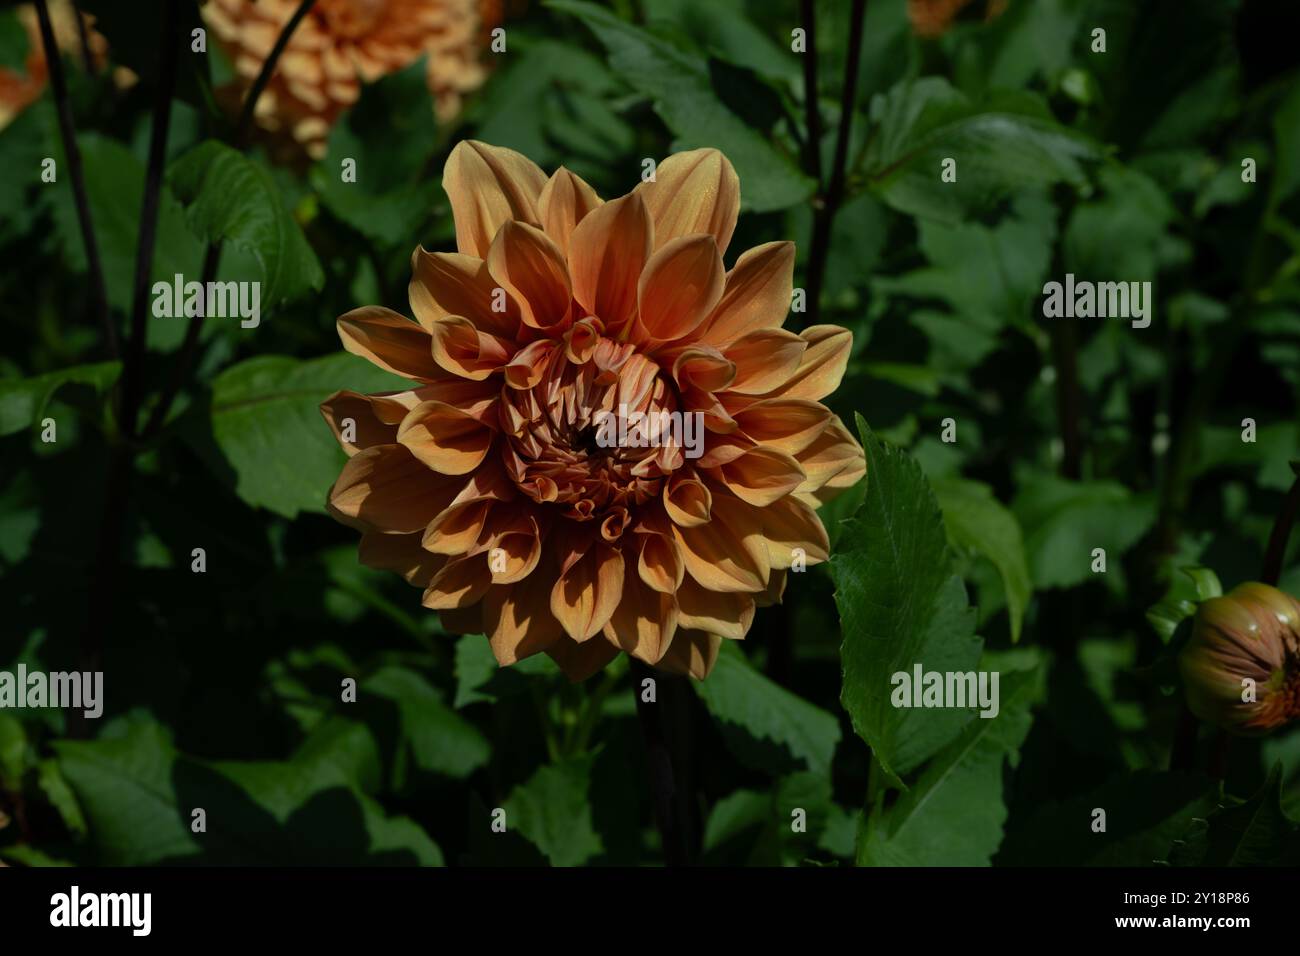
xmin=1260 ymin=466 xmax=1300 ymax=587
xmin=33 ymin=0 xmax=114 ymax=359
xmin=804 ymin=0 xmax=867 ymax=326
xmin=798 ymin=0 xmax=821 ymax=181
xmin=121 ymin=0 xmax=181 ymax=437
xmin=235 ymin=0 xmax=317 ymax=147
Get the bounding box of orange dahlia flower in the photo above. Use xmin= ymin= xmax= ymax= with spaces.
xmin=321 ymin=142 xmax=865 ymax=680
xmin=906 ymin=0 xmax=1008 ymax=38
xmin=204 ymin=0 xmax=498 ymax=159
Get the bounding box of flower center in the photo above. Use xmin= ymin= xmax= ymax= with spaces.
xmin=499 ymin=341 xmax=683 ymax=525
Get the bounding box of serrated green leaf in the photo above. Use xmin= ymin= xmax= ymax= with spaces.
xmin=169 ymin=141 xmax=323 ymax=308
xmin=548 ymin=0 xmax=815 ymax=213
xmin=362 ymin=666 xmax=490 ymax=781
xmin=864 ymin=78 xmax=1101 ymax=222
xmin=208 ymin=353 xmax=408 ymax=518
xmin=693 ymin=642 xmax=841 ymax=778
xmin=831 ymin=416 xmax=983 ymax=777
xmin=858 ymin=668 xmax=1038 ymax=866
xmin=1171 ymin=766 xmax=1300 ymax=866
xmin=933 ymin=477 xmax=1033 ymax=642
xmin=504 ymin=756 xmax=603 ymax=866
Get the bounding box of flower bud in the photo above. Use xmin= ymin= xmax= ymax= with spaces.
xmin=1178 ymin=582 xmax=1300 ymax=734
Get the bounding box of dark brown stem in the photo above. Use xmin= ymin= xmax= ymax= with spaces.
xmin=804 ymin=0 xmax=867 ymax=326
xmin=1260 ymin=467 xmax=1300 ymax=587
xmin=629 ymin=659 xmax=689 ymax=867
xmin=234 ymin=0 xmax=317 ymax=148
xmin=70 ymin=0 xmax=95 ymax=74
xmin=121 ymin=0 xmax=181 ymax=438
xmin=33 ymin=0 xmax=115 ymax=359
xmin=1049 ymin=320 xmax=1083 ymax=480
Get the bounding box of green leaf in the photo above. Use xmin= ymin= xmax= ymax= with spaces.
xmin=362 ymin=666 xmax=490 ymax=781
xmin=311 ymin=58 xmax=441 ymax=246
xmin=54 ymin=715 xmax=441 ymax=865
xmin=693 ymin=641 xmax=841 ymax=778
xmin=998 ymin=771 xmax=1219 ymax=866
xmin=0 ymin=9 xmax=28 ymax=72
xmin=208 ymin=353 xmax=408 ymax=519
xmin=859 ymin=668 xmax=1038 ymax=866
xmin=864 ymin=78 xmax=1101 ymax=222
xmin=49 ymin=135 xmax=205 ymax=325
xmin=1012 ymin=475 xmax=1157 ymax=591
xmin=504 ymin=756 xmax=603 ymax=866
xmin=1171 ymin=766 xmax=1300 ymax=867
xmin=933 ymin=477 xmax=1033 ymax=642
xmin=453 ymin=634 xmax=557 ymax=709
xmin=548 ymin=0 xmax=815 ymax=213
xmin=831 ymin=416 xmax=983 ymax=777
xmin=169 ymin=141 xmax=324 ymax=309
xmin=702 ymin=773 xmax=834 ymax=866
xmin=0 ymin=361 xmax=121 ymax=436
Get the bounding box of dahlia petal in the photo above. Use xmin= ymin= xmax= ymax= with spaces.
xmin=636 ymin=148 xmax=740 ymax=255
xmin=676 ymin=576 xmax=755 ymax=640
xmin=443 ymin=140 xmax=548 ymax=257
xmin=604 ymin=570 xmax=678 ymax=664
xmin=547 ymin=634 xmax=621 ymax=682
xmin=485 ymin=568 xmax=563 ymax=664
xmin=421 ymin=499 xmax=491 ymax=556
xmin=723 ymin=328 xmax=807 ymax=395
xmin=429 ymin=315 xmax=512 ymax=380
xmin=758 ymin=325 xmax=852 ymax=402
xmin=731 ymin=399 xmax=832 ymax=456
xmin=487 ymin=221 xmax=573 ymax=331
xmin=568 ymin=193 xmax=652 ymax=335
xmin=671 ymin=346 xmax=736 ymax=394
xmin=794 ymin=416 xmax=867 ymax=503
xmin=397 ymin=400 xmax=494 ymax=476
xmin=537 ymin=166 xmax=603 ymax=255
xmin=550 ymin=542 xmax=625 ymax=642
xmin=422 ymin=554 xmax=493 ymax=609
xmin=674 ymin=494 xmax=768 ymax=593
xmin=337 ymin=306 xmax=438 ymax=380
xmin=664 ymin=473 xmax=712 ymax=527
xmin=409 ymin=248 xmax=520 ymax=338
xmin=636 ymin=235 xmax=725 ymax=344
xmin=709 ymin=446 xmax=805 ymax=507
xmin=327 ymin=444 xmax=460 ymax=535
xmin=320 ymin=389 xmax=403 ymax=456
xmin=657 ymin=629 xmax=723 ymax=679
xmin=408 ymin=377 xmax=501 ymax=426
xmin=357 ymin=531 xmax=444 ymax=588
xmin=504 ymin=339 xmax=556 ymax=390
xmin=761 ymin=494 xmax=830 ymax=569
xmin=637 ymin=530 xmax=685 ymax=593
xmin=698 ymin=241 xmax=796 ymax=346
xmin=755 ymin=568 xmax=788 ymax=608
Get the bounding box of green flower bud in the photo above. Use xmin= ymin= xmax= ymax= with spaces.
xmin=1178 ymin=582 xmax=1300 ymax=734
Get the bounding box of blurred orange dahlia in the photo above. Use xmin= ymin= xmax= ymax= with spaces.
xmin=203 ymin=0 xmax=499 ymax=159
xmin=0 ymin=0 xmax=109 ymax=130
xmin=906 ymin=0 xmax=1008 ymax=38
xmin=321 ymin=142 xmax=865 ymax=680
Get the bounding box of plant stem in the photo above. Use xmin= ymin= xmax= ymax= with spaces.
xmin=1260 ymin=466 xmax=1300 ymax=587
xmin=803 ymin=0 xmax=867 ymax=327
xmin=33 ymin=0 xmax=114 ymax=360
xmin=234 ymin=0 xmax=317 ymax=148
xmin=69 ymin=0 xmax=95 ymax=74
xmin=121 ymin=0 xmax=181 ymax=438
xmin=629 ymin=659 xmax=689 ymax=866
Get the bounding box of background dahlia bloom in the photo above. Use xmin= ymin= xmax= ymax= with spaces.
xmin=204 ymin=0 xmax=498 ymax=158
xmin=1179 ymin=582 xmax=1300 ymax=734
xmin=906 ymin=0 xmax=1007 ymax=38
xmin=321 ymin=141 xmax=865 ymax=680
